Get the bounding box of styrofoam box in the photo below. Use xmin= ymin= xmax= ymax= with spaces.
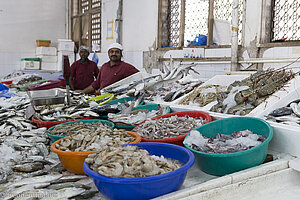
xmin=41 ymin=62 xmax=57 ymax=71
xmin=57 ymin=51 xmax=75 ymax=71
xmin=22 ymin=60 xmax=41 ymax=70
xmin=37 ymin=55 xmax=57 ymax=63
xmin=58 ymin=40 xmax=75 ymax=51
xmin=35 ymin=47 xmax=57 ymax=56
xmin=169 ymin=74 xmax=250 ymax=110
xmin=249 ymin=75 xmax=300 ymax=118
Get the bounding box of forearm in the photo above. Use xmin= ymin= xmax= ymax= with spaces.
xmin=81 ymin=85 xmax=95 ymax=94
xmin=69 ymin=77 xmax=74 ymax=90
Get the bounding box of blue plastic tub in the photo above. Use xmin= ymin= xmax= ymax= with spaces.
xmin=184 ymin=117 xmax=273 ymax=176
xmin=83 ymin=142 xmax=195 ymax=200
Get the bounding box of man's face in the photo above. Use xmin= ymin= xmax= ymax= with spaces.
xmin=108 ymin=48 xmax=122 ymax=62
xmin=79 ymin=49 xmax=89 ymax=61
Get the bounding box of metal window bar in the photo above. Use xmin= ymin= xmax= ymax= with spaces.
xmin=168 ymin=0 xmax=182 ymax=47
xmin=272 ymin=0 xmax=300 ymax=41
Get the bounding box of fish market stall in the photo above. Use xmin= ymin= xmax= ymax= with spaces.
xmin=1 ymin=69 xmax=300 ymax=200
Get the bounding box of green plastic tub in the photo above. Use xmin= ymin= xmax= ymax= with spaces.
xmin=114 ymin=104 xmax=171 ymax=131
xmin=184 ymin=117 xmax=273 ymax=176
xmin=100 ymin=96 xmax=145 ymax=119
xmin=46 ymin=119 xmax=115 ymax=143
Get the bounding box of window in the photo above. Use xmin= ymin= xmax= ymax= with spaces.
xmin=272 ymin=0 xmax=300 ymax=41
xmin=158 ymin=0 xmax=244 ymax=48
xmin=71 ymin=0 xmax=101 ymax=51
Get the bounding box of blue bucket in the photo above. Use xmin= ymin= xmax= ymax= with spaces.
xmin=83 ymin=142 xmax=195 ymax=200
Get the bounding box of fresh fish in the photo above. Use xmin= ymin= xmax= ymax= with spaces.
xmin=2 ymin=182 xmax=50 ymax=200
xmin=12 ymin=162 xmax=44 ymax=172
xmin=9 ymin=174 xmax=63 ymax=187
xmin=269 ymin=107 xmax=293 ymax=117
xmin=47 ymin=182 xmax=91 ymax=190
xmin=290 ymin=102 xmax=300 ymax=117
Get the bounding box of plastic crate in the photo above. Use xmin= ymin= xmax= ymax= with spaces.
xmin=36 ymin=40 xmax=51 ymax=47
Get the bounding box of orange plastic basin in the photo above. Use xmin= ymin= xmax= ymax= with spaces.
xmin=50 ymin=131 xmax=141 ymax=174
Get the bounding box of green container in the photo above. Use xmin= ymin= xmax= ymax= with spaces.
xmin=100 ymin=96 xmax=145 ymax=119
xmin=114 ymin=104 xmax=171 ymax=131
xmin=184 ymin=117 xmax=273 ymax=176
xmin=46 ymin=119 xmax=115 ymax=143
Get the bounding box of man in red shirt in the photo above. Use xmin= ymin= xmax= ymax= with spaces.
xmin=69 ymin=46 xmax=99 ymax=91
xmin=78 ymin=43 xmax=139 ymax=94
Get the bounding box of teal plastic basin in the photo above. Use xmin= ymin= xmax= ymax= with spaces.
xmin=100 ymin=96 xmax=145 ymax=120
xmin=46 ymin=119 xmax=115 ymax=143
xmin=114 ymin=104 xmax=171 ymax=131
xmin=184 ymin=117 xmax=273 ymax=176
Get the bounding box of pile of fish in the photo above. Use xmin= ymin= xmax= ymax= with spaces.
xmin=265 ymin=99 xmax=300 ymax=126
xmin=1 ymin=71 xmax=25 ymax=81
xmin=102 ymin=64 xmax=198 ymax=98
xmin=145 ymin=79 xmax=203 ymax=102
xmin=47 ymin=120 xmax=105 ymax=137
xmin=0 ymin=91 xmax=52 ymax=184
xmin=33 ymin=103 xmax=99 ymax=121
xmin=184 ymin=129 xmax=266 ymax=154
xmin=179 ymin=84 xmax=226 ymax=107
xmin=210 ymin=69 xmax=294 ymax=115
xmin=85 ymin=145 xmax=182 ymax=178
xmin=134 ymin=115 xmax=206 ymax=139
xmin=0 ymin=171 xmax=106 ymax=200
xmin=0 ymin=89 xmax=111 ymax=199
xmin=55 ymin=125 xmax=135 ymax=152
xmin=107 ymin=105 xmax=169 ymax=126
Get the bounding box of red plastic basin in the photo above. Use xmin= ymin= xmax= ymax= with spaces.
xmin=133 ymin=111 xmax=212 ymax=146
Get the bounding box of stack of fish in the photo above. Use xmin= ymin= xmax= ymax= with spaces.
xmin=134 ymin=115 xmax=206 ymax=139
xmin=107 ymin=105 xmax=169 ymax=126
xmin=145 ymin=80 xmax=203 ymax=103
xmin=0 ymin=90 xmax=115 ymax=199
xmin=102 ymin=64 xmax=198 ymax=99
xmin=55 ymin=125 xmax=135 ymax=152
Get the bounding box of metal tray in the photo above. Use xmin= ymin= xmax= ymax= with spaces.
xmin=27 ymin=89 xmax=65 ymax=106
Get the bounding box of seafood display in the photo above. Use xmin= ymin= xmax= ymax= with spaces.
xmin=102 ymin=64 xmax=198 ymax=98
xmin=33 ymin=103 xmax=99 ymax=121
xmin=265 ymin=99 xmax=300 ymax=126
xmin=47 ymin=121 xmax=106 ymax=137
xmin=85 ymin=145 xmax=182 ymax=178
xmin=210 ymin=69 xmax=294 ymax=115
xmin=55 ymin=126 xmax=135 ymax=152
xmin=134 ymin=115 xmax=206 ymax=139
xmin=107 ymin=105 xmax=169 ymax=126
xmin=145 ymin=79 xmax=203 ymax=102
xmin=184 ymin=129 xmax=266 ymax=154
xmin=179 ymin=85 xmax=226 ymax=106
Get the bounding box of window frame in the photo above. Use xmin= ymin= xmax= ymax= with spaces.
xmin=71 ymin=0 xmax=101 ymax=52
xmin=157 ymin=0 xmax=243 ymax=50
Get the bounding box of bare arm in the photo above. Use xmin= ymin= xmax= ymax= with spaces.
xmin=69 ymin=76 xmax=74 ymax=90
xmin=76 ymin=85 xmax=95 ymax=94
